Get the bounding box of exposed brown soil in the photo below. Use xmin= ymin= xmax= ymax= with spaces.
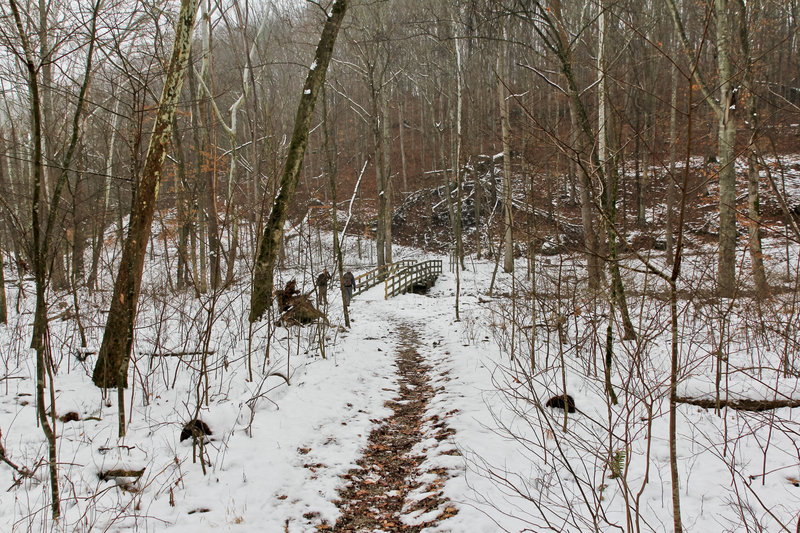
xmin=317 ymin=325 xmax=457 ymax=532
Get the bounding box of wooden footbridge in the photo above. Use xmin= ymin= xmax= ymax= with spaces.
xmin=352 ymin=259 xmax=443 ymax=299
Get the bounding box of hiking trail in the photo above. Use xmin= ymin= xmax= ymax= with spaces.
xmin=317 ymin=322 xmax=459 ymax=532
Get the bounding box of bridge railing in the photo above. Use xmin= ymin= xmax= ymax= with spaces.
xmin=352 ymin=260 xmax=416 ymax=296
xmin=384 ymin=260 xmax=443 ymax=299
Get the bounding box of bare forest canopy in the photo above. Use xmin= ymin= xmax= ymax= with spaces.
xmin=0 ymin=0 xmax=798 ymax=290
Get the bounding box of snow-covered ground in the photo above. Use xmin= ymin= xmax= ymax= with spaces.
xmin=1 ymin=225 xmax=800 ymax=532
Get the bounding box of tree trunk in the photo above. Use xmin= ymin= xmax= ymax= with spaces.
xmin=36 ymin=0 xmax=69 ymax=295
xmin=475 ymin=167 xmax=482 ymax=260
xmin=666 ymin=0 xmax=737 ymax=298
xmin=637 ymin=118 xmax=648 ymax=226
xmin=381 ymin=95 xmax=393 ymax=264
xmin=664 ymin=53 xmax=699 ymax=533
xmin=10 ymin=0 xmax=100 ymax=516
xmin=737 ymin=0 xmax=769 ymax=297
xmin=666 ymin=61 xmax=678 ymax=265
xmin=398 ymin=101 xmax=408 ymax=194
xmin=197 ymin=12 xmax=273 ymax=288
xmin=93 ymin=0 xmax=200 ymax=389
xmin=669 ymin=279 xmax=683 ymax=533
xmin=196 ymin=0 xmax=221 ymax=290
xmin=204 ymin=147 xmax=221 ymax=290
xmin=0 ymin=153 xmax=7 ymax=324
xmin=440 ymin=129 xmax=458 ymax=269
xmin=322 ymin=89 xmax=350 ymax=327
xmin=250 ymin=0 xmax=349 ymax=323
xmin=172 ymin=116 xmax=190 ymax=289
xmin=546 ymin=0 xmax=603 ymax=289
xmin=453 ymin=15 xmax=465 ymax=270
xmin=71 ymin=171 xmax=87 ymax=285
xmin=597 ymin=8 xmax=636 ymax=341
xmin=716 ymin=0 xmax=737 ymax=298
xmin=372 ymin=88 xmax=387 ymax=269
xmin=569 ymin=85 xmax=603 ymax=291
xmin=20 ymin=24 xmax=56 ymax=520
xmin=0 ymin=226 xmax=6 ymax=326
xmin=498 ymin=29 xmax=514 ymax=274
xmin=188 ymin=49 xmax=207 ymax=294
xmin=88 ymin=100 xmax=121 ymax=290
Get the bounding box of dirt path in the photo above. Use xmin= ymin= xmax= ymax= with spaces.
xmin=318 ymin=324 xmax=457 ymax=532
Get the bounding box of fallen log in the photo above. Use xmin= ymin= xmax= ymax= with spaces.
xmin=146 ymin=351 xmax=215 ymax=358
xmin=676 ymin=396 xmax=800 ymax=412
xmin=98 ymin=468 xmax=145 ymax=481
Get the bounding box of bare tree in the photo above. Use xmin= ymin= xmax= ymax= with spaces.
xmin=322 ymin=87 xmax=350 ymax=327
xmin=497 ymin=25 xmax=514 ymax=274
xmin=736 ymin=0 xmax=769 ymax=297
xmin=5 ymin=0 xmax=101 ymax=517
xmin=0 ymin=151 xmax=7 ymax=325
xmin=93 ymin=0 xmax=200 ymax=415
xmin=534 ymin=0 xmax=604 ymax=289
xmin=250 ymin=0 xmax=349 ymax=323
xmin=340 ymin=3 xmax=399 ymax=269
xmin=666 ymin=0 xmax=745 ymax=298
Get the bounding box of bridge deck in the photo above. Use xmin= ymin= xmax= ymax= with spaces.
xmin=348 ymin=260 xmax=443 ymax=301
xmin=384 ymin=260 xmax=443 ymax=299
xmin=352 ymin=260 xmax=416 ymax=296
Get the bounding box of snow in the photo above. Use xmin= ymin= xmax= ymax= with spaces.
xmin=1 ymin=224 xmax=800 ymax=532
